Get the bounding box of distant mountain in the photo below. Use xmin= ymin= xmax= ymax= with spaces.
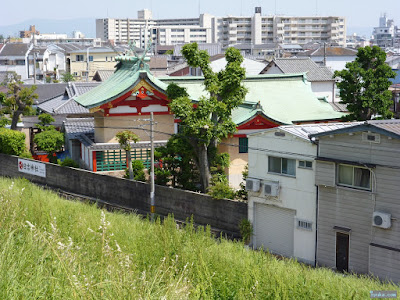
xmin=0 ymin=18 xmax=96 ymax=38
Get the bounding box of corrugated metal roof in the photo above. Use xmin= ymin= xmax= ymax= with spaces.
xmin=311 ymin=119 xmax=400 ymax=140
xmin=278 ymin=122 xmax=361 ymax=140
xmin=263 ymin=58 xmax=334 ymax=82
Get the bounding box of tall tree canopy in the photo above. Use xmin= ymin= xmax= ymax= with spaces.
xmin=335 ymin=46 xmax=396 ymax=121
xmin=0 ymin=74 xmax=37 ymax=130
xmin=167 ymin=43 xmax=247 ymax=192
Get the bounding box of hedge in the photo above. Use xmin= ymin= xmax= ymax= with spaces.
xmin=0 ymin=128 xmax=26 ymax=156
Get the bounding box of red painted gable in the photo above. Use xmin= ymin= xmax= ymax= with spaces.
xmin=236 ymin=114 xmax=280 ymax=130
xmin=100 ymin=85 xmax=171 ymax=116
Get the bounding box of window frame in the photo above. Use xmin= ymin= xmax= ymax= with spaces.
xmin=268 ymin=156 xmax=296 ymax=177
xmin=337 ymin=164 xmax=371 ymax=191
xmin=298 ymin=160 xmax=313 ymax=169
xmin=238 ymin=137 xmax=248 ymax=153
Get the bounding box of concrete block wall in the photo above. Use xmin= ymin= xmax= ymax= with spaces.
xmin=0 ymin=153 xmax=247 ymax=236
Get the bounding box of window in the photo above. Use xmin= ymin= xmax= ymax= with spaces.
xmin=297 ymin=219 xmax=312 ymax=231
xmin=268 ymin=156 xmax=296 ymax=176
xmin=89 ymin=55 xmax=93 ymax=62
xmin=239 ymin=137 xmax=248 ymax=153
xmin=299 ymin=160 xmax=312 ymax=169
xmin=76 ymin=55 xmax=84 ymax=61
xmin=337 ymin=164 xmax=371 ymax=190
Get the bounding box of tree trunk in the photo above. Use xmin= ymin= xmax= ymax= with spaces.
xmin=11 ymin=110 xmax=22 ymax=130
xmin=127 ymin=150 xmax=133 ymax=180
xmin=198 ymin=144 xmax=211 ymax=193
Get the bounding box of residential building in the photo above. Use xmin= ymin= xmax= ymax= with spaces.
xmin=247 ymin=123 xmax=356 ymax=265
xmin=68 ymin=50 xmax=343 ymax=187
xmin=96 ymin=8 xmax=346 ymax=47
xmin=0 ymin=43 xmax=32 ymax=80
xmin=372 ymin=14 xmax=399 ymax=49
xmin=20 ymin=25 xmax=39 ymax=38
xmin=311 ymin=120 xmax=400 ymax=282
xmin=346 ymin=33 xmax=370 ymax=49
xmin=297 ymin=46 xmax=358 ymax=72
xmin=261 ymin=58 xmax=336 ymax=102
xmin=68 ymin=46 xmax=123 ymax=81
xmin=169 ymin=54 xmax=266 ymax=76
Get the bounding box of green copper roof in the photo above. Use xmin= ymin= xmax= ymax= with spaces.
xmin=160 ymin=73 xmax=344 ymax=125
xmin=76 ymin=54 xmax=343 ymax=125
xmin=75 ymin=57 xmax=168 ymax=109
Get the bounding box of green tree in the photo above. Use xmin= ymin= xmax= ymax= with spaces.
xmin=1 ymin=80 xmax=38 ymax=130
xmin=124 ymin=160 xmax=146 ymax=182
xmin=335 ymin=46 xmax=397 ymax=121
xmin=34 ymin=129 xmax=64 ymax=163
xmin=116 ymin=130 xmax=140 ymax=180
xmin=36 ymin=113 xmax=55 ymax=131
xmin=167 ymin=43 xmax=247 ymax=192
xmin=61 ymin=72 xmax=75 ymax=83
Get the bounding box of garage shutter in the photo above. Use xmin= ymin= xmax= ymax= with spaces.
xmin=254 ymin=203 xmax=295 ymax=257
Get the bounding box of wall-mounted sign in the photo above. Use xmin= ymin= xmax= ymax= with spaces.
xmin=18 ymin=158 xmax=46 ymax=178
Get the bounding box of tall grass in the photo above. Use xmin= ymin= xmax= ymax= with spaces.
xmin=0 ymin=177 xmax=398 ymax=299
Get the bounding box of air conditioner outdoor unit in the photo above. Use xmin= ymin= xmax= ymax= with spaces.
xmin=372 ymin=212 xmax=391 ymax=229
xmin=245 ymin=178 xmax=261 ymax=192
xmin=263 ymin=181 xmax=279 ymax=197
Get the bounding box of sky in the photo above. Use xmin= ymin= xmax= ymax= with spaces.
xmin=1 ymin=0 xmax=399 ymax=34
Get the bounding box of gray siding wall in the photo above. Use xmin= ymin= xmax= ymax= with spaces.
xmin=316 ymin=132 xmax=400 ymax=281
xmin=317 ymin=186 xmax=373 ymax=273
xmin=318 ymin=132 xmax=400 ymax=167
xmin=369 ymin=245 xmax=400 ymax=283
xmin=315 ymin=161 xmax=335 ymax=187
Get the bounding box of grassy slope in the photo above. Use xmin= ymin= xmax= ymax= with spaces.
xmin=0 ymin=177 xmax=398 ymax=299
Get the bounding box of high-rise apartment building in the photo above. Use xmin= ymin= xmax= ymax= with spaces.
xmin=96 ymin=8 xmax=346 ymax=47
xmin=372 ymin=14 xmax=399 ymax=49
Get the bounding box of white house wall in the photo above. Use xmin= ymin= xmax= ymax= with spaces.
xmin=248 ymin=130 xmax=317 ymax=264
xmin=311 ymin=81 xmax=335 ymax=102
xmin=310 ymin=56 xmax=355 ymax=72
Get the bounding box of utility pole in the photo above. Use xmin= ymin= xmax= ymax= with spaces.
xmin=33 ymin=32 xmax=36 ymax=84
xmin=33 ymin=51 xmax=37 ymax=84
xmin=323 ymin=42 xmax=327 ymax=67
xmin=86 ymin=47 xmax=90 ymax=82
xmin=150 ymin=112 xmax=155 ymax=221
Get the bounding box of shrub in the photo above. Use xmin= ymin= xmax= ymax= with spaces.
xmin=60 ymin=158 xmax=79 ymax=168
xmin=19 ymin=150 xmax=33 ymax=159
xmin=0 ymin=128 xmax=26 ymax=155
xmin=154 ymin=168 xmax=171 ymax=186
xmin=124 ymin=160 xmax=146 ymax=182
xmin=239 ymin=219 xmax=253 ymax=245
xmin=33 ymin=129 xmax=64 ymax=164
xmin=208 ymin=173 xmax=236 ymax=199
